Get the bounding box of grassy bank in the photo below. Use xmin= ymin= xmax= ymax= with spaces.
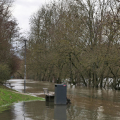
xmin=0 ymin=84 xmax=45 ymax=112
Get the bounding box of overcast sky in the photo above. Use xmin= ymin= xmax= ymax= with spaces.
xmin=12 ymin=0 xmax=56 ymax=34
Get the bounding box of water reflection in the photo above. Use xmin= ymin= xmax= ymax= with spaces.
xmin=11 ymin=102 xmax=30 ymax=120
xmin=24 ymin=101 xmax=54 ymax=120
xmin=54 ymin=105 xmax=67 ymax=120
xmin=46 ymin=101 xmax=54 ymax=109
xmin=1 ymin=79 xmax=120 ymax=120
xmin=97 ymin=106 xmax=105 ymax=120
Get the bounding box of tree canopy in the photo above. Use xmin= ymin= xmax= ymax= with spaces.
xmin=26 ymin=0 xmax=120 ymax=89
xmin=0 ymin=0 xmax=20 ymax=83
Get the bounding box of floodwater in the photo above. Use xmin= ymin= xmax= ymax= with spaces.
xmin=1 ymin=79 xmax=120 ymax=120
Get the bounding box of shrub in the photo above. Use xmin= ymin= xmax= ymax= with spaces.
xmin=0 ymin=64 xmax=11 ymax=83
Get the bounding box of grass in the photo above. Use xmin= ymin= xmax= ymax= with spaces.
xmin=0 ymin=83 xmax=45 ymax=112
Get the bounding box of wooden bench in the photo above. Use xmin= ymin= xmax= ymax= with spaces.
xmin=43 ymin=88 xmax=49 ymax=95
xmin=43 ymin=88 xmax=54 ymax=102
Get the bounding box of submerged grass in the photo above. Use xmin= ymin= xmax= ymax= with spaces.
xmin=0 ymin=84 xmax=45 ymax=112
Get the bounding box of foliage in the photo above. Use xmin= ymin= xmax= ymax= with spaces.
xmin=0 ymin=64 xmax=10 ymax=83
xmin=27 ymin=0 xmax=120 ymax=88
xmin=0 ymin=0 xmax=21 ymax=81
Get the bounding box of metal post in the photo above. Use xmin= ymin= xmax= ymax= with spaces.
xmin=24 ymin=39 xmax=27 ymax=93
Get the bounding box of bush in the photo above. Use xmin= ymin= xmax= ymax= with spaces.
xmin=0 ymin=64 xmax=11 ymax=83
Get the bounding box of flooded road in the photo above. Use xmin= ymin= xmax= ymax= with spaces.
xmin=1 ymin=79 xmax=120 ymax=120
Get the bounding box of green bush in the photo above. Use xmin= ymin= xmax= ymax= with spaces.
xmin=0 ymin=64 xmax=11 ymax=83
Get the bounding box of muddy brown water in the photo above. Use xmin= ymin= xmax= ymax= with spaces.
xmin=0 ymin=79 xmax=120 ymax=120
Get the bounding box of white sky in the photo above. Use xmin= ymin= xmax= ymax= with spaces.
xmin=12 ymin=0 xmax=55 ymax=34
